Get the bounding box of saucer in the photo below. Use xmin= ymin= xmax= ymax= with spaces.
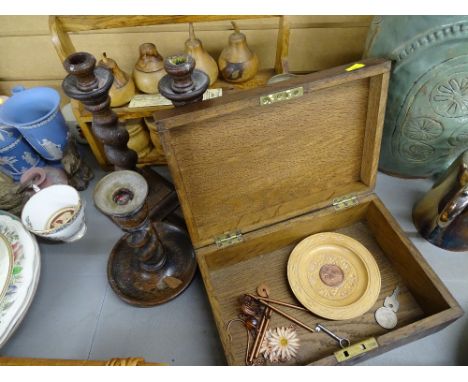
xmin=0 ymin=211 xmax=41 ymax=348
xmin=0 ymin=233 xmax=13 ymax=303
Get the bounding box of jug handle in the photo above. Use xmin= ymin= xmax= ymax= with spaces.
xmin=437 ymin=184 xmax=468 ymax=228
xmin=0 ymin=86 xmax=25 ymax=125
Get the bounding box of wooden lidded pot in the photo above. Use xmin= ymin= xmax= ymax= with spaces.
xmin=184 ymin=23 xmax=218 ymax=86
xmin=218 ymin=21 xmax=259 ymax=83
xmin=133 ymin=43 xmax=166 ymax=94
xmin=98 ymin=53 xmax=136 ymax=107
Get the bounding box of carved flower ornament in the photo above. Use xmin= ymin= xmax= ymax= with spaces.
xmin=402 ymin=117 xmax=444 ymax=141
xmin=432 ymin=75 xmax=468 ymax=117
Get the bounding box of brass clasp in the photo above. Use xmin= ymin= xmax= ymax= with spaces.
xmin=260 ymin=87 xmax=304 ymax=106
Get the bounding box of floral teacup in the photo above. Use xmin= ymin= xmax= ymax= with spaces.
xmin=21 ymin=184 xmax=86 ymax=243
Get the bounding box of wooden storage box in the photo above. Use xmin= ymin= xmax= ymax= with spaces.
xmin=154 ymin=59 xmax=463 ymax=365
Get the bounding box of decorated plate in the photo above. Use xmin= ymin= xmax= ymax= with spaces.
xmin=0 ymin=211 xmax=40 ymax=348
xmin=0 ymin=232 xmax=13 ymax=302
xmin=287 ymin=232 xmax=381 ymax=320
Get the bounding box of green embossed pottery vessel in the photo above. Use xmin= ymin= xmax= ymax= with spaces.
xmin=364 ymin=16 xmax=468 ymax=178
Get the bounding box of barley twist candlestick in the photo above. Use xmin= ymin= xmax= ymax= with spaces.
xmin=94 ymin=170 xmax=196 ymax=306
xmin=62 ymin=52 xmax=138 ymax=170
xmin=62 ymin=53 xmax=197 ymax=306
xmin=158 ymin=54 xmax=209 ymax=107
xmin=62 ymin=51 xmax=179 ymax=220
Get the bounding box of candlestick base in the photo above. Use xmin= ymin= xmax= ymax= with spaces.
xmin=107 ymin=221 xmax=196 ymax=307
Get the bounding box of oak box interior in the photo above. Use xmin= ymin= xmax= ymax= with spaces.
xmin=154 ymin=59 xmax=463 ymax=365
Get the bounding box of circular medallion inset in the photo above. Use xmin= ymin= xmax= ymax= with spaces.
xmin=287 ymin=232 xmax=381 ymax=320
xmin=319 ymin=264 xmax=344 ymax=287
xmin=46 ymin=207 xmax=76 ymax=229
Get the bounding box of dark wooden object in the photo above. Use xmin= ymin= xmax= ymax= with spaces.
xmin=108 ymin=203 xmax=195 ymax=307
xmin=62 ymin=51 xmax=178 ymax=220
xmin=94 ymin=170 xmax=196 ymax=307
xmin=158 ymin=54 xmax=209 ymax=107
xmin=62 ymin=52 xmax=138 ymax=170
xmin=61 ymin=136 xmax=94 ymax=191
xmin=154 ymin=59 xmax=463 ymax=365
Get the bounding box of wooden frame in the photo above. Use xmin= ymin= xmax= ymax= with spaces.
xmin=0 ymin=356 xmax=163 ymax=366
xmin=49 ymin=15 xmax=291 ymax=169
xmin=154 ymin=59 xmax=463 ymax=365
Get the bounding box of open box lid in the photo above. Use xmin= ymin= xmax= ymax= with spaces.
xmin=154 ymin=59 xmax=391 ymax=249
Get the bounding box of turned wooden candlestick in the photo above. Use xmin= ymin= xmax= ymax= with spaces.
xmin=158 ymin=54 xmax=209 ymax=107
xmin=61 ymin=51 xmax=179 ymax=221
xmin=94 ymin=170 xmax=196 ymax=307
xmin=62 ymin=52 xmax=138 ymax=170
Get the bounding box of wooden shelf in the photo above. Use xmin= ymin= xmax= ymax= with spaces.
xmin=51 ymin=15 xmax=290 ymax=168
xmin=74 ymin=68 xmax=276 ymax=122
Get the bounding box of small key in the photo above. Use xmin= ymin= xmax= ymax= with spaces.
xmin=315 ymin=324 xmax=350 ymax=349
xmin=384 ymin=286 xmax=400 ymax=313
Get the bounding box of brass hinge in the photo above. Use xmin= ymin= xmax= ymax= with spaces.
xmin=260 ymin=87 xmax=304 ymax=106
xmin=332 ymin=194 xmax=359 ymax=211
xmin=215 ymin=231 xmax=243 ymax=248
xmin=334 ymin=337 xmax=378 ymax=363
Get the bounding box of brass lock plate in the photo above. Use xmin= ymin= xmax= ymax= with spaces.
xmin=334 ymin=337 xmax=378 ymax=363
xmin=260 ymin=87 xmax=304 ymax=106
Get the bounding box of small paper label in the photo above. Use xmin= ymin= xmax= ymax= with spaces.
xmin=128 ymin=88 xmax=223 ymax=108
xmin=345 ymin=63 xmax=366 ymax=72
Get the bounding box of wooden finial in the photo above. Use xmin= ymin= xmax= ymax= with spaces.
xmin=189 ymin=22 xmax=195 ymax=41
xmin=231 ymin=21 xmax=240 ymax=33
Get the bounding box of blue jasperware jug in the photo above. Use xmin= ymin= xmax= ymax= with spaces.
xmin=0 ymin=86 xmax=69 ymax=161
xmin=0 ymin=124 xmax=45 ymax=181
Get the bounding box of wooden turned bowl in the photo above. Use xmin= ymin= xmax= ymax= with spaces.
xmin=287 ymin=232 xmax=381 ymax=320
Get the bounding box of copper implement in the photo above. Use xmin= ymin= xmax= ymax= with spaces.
xmin=253 ymin=296 xmax=308 ymax=312
xmin=247 ymin=294 xmax=316 ymax=333
xmin=247 ymin=285 xmax=272 ymax=364
xmin=252 ymin=304 xmax=272 ymax=360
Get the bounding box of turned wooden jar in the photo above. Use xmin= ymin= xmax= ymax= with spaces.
xmin=133 ymin=43 xmax=166 ymax=94
xmin=124 ymin=118 xmax=152 ymax=159
xmin=98 ymin=53 xmax=136 ymax=107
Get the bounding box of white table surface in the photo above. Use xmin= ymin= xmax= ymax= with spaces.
xmin=1 ymin=148 xmax=467 ymax=365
